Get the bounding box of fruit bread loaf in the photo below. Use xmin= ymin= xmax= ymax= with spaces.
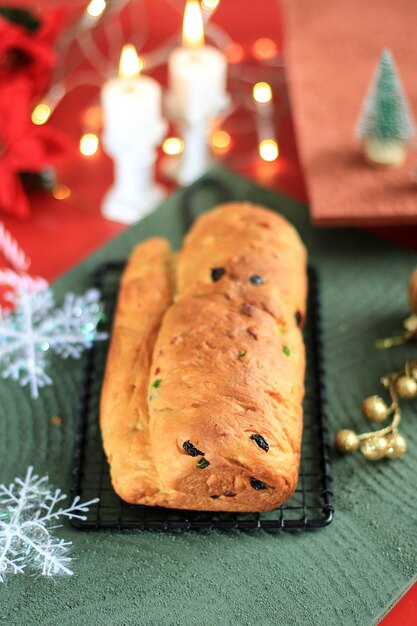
xmin=100 ymin=202 xmax=307 ymax=512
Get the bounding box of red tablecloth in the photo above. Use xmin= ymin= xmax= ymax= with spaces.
xmin=0 ymin=1 xmax=415 ymax=622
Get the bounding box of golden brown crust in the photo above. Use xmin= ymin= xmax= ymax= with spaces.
xmin=409 ymin=267 xmax=417 ymax=313
xmin=100 ymin=238 xmax=172 ymax=503
xmin=101 ymin=203 xmax=307 ymax=511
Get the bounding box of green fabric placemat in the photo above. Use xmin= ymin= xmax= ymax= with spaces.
xmin=1 ymin=169 xmax=416 ymax=626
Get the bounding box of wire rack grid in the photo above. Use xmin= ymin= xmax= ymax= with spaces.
xmin=70 ymin=261 xmax=333 ymax=532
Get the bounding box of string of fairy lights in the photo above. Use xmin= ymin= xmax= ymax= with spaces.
xmin=31 ymin=0 xmax=283 ymax=201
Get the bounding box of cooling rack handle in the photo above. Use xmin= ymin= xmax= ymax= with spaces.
xmin=182 ymin=175 xmax=235 ymax=229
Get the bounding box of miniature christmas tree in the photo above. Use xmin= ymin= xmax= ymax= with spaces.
xmin=356 ymin=48 xmax=415 ymax=166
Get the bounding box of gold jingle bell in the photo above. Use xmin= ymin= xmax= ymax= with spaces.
xmin=395 ymin=376 xmax=417 ymax=399
xmin=335 ymin=429 xmax=359 ymax=454
xmin=404 ymin=314 xmax=417 ymax=333
xmin=360 ymin=436 xmax=388 ymax=461
xmin=362 ymin=395 xmax=388 ymax=423
xmin=384 ymin=433 xmax=407 ymax=459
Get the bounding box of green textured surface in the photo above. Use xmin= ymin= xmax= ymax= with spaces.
xmin=1 ymin=169 xmax=416 ymax=626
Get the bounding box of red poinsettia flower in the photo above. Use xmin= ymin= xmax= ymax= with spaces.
xmin=0 ymin=77 xmax=72 ymax=218
xmin=0 ymin=8 xmax=65 ymax=98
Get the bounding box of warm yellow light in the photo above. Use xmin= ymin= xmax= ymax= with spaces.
xmin=253 ymin=82 xmax=273 ymax=104
xmin=52 ymin=184 xmax=71 ymax=200
xmin=162 ymin=137 xmax=184 ymax=155
xmin=119 ymin=44 xmax=142 ymax=80
xmin=182 ymin=0 xmax=205 ymax=48
xmin=31 ymin=103 xmax=51 ymax=125
xmin=252 ymin=38 xmax=278 ymax=60
xmin=81 ymin=105 xmax=103 ymax=132
xmin=210 ymin=130 xmax=231 ymax=151
xmin=259 ymin=139 xmax=279 ymax=162
xmin=86 ymin=0 xmax=106 ymax=18
xmin=80 ymin=133 xmax=99 ymax=157
xmin=225 ymin=42 xmax=244 ymax=64
xmin=201 ymin=0 xmax=220 ymax=10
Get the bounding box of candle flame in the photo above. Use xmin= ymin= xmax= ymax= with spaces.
xmin=201 ymin=0 xmax=219 ymax=10
xmin=182 ymin=0 xmax=205 ymax=48
xmin=119 ymin=44 xmax=142 ymax=80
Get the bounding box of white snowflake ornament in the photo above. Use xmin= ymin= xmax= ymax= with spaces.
xmin=0 ymin=285 xmax=107 ymax=398
xmin=0 ymin=466 xmax=98 ymax=581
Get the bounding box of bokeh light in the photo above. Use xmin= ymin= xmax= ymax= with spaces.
xmin=252 ymin=38 xmax=278 ymax=60
xmin=81 ymin=106 xmax=103 ymax=132
xmin=259 ymin=139 xmax=279 ymax=162
xmin=225 ymin=42 xmax=244 ymax=64
xmin=31 ymin=103 xmax=51 ymax=125
xmin=86 ymin=0 xmax=107 ymax=18
xmin=79 ymin=133 xmax=99 ymax=157
xmin=253 ymin=82 xmax=273 ymax=104
xmin=162 ymin=137 xmax=184 ymax=155
xmin=210 ymin=130 xmax=231 ymax=153
xmin=52 ymin=184 xmax=71 ymax=200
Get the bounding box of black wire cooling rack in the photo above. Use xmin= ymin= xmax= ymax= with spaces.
xmin=70 ymin=261 xmax=333 ymax=531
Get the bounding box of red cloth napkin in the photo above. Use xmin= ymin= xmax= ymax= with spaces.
xmin=283 ymin=0 xmax=417 ymax=226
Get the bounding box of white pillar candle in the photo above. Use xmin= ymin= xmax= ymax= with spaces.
xmin=101 ymin=44 xmax=166 ymax=223
xmin=168 ymin=45 xmax=228 ymax=124
xmin=166 ymin=0 xmax=229 ymax=184
xmin=176 ymin=119 xmax=211 ymax=185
